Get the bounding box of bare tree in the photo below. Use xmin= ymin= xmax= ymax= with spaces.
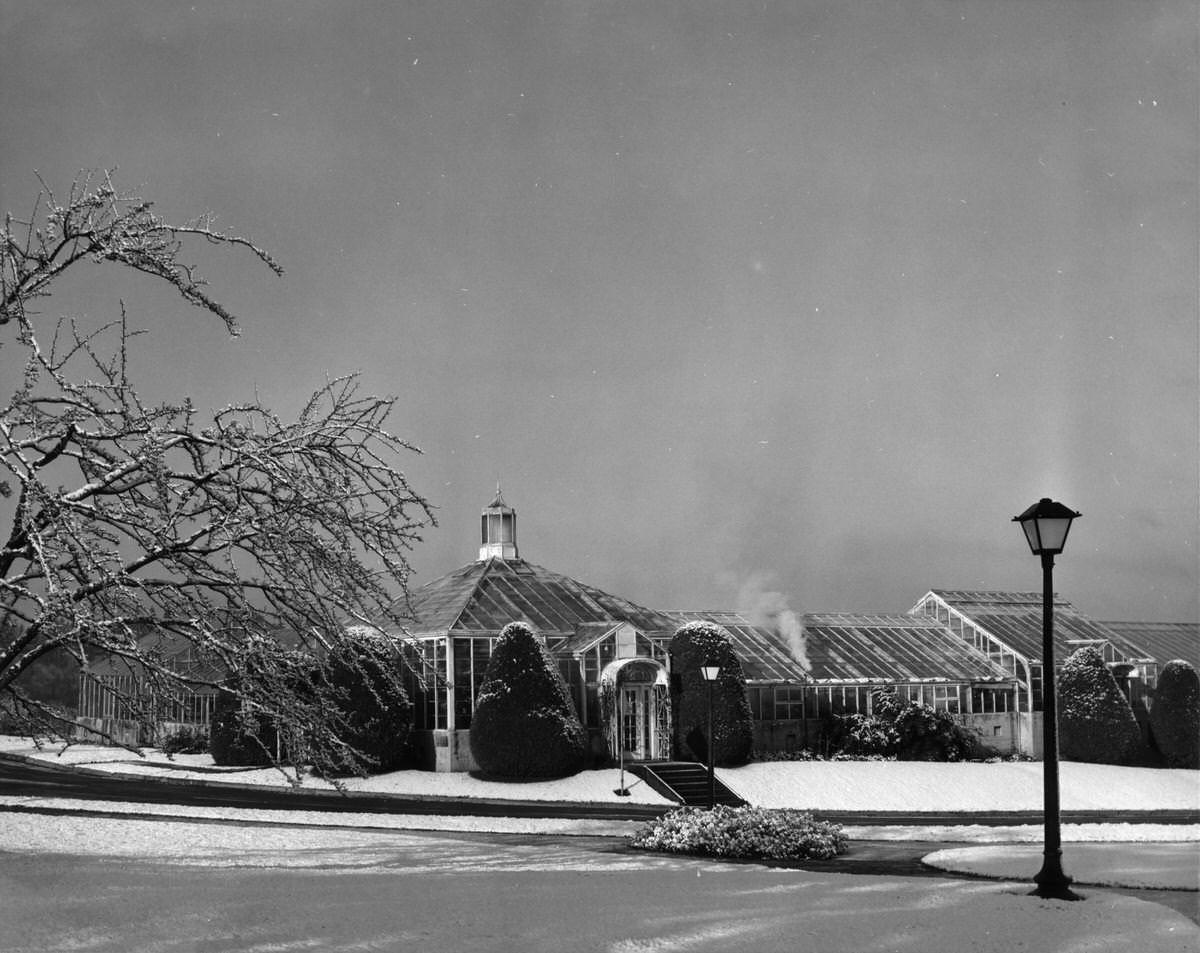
xmin=1 ymin=172 xmax=434 ymax=777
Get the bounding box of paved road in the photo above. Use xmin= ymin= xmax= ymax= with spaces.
xmin=1 ymin=824 xmax=1196 ymax=953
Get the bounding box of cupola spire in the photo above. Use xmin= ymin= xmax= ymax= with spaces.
xmin=479 ymin=484 xmax=518 ymax=560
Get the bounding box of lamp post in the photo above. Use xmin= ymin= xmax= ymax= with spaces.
xmin=1013 ymin=497 xmax=1082 ymax=901
xmin=699 ymin=658 xmax=721 ymax=809
xmin=615 ymin=687 xmax=630 ymax=797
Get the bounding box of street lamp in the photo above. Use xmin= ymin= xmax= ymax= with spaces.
xmin=699 ymin=658 xmax=721 ymax=809
xmin=1014 ymin=497 xmax=1082 ymax=901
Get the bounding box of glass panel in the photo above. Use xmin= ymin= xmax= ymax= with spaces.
xmin=500 ymin=513 xmax=513 ymax=543
xmin=453 ymin=638 xmax=473 ymax=729
xmin=621 ymin=689 xmax=639 ymax=753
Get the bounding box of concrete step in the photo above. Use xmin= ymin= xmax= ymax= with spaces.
xmin=627 ymin=761 xmax=745 ymax=808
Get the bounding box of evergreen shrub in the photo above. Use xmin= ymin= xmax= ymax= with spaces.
xmin=1057 ymin=646 xmax=1140 ymax=765
xmin=469 ymin=621 xmax=587 ymax=779
xmin=1150 ymin=660 xmax=1200 ymax=769
xmin=669 ymin=621 xmax=754 ymax=767
xmin=320 ymin=639 xmax=413 ymax=777
xmin=209 ymin=684 xmax=276 ymax=766
xmin=630 ymin=805 xmax=848 ymax=860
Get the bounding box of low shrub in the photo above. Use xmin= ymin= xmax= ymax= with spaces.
xmin=752 ymin=748 xmax=822 ymax=762
xmin=630 ymin=805 xmax=848 ymax=861
xmin=824 ymin=690 xmax=991 ymax=762
xmin=159 ymin=725 xmax=209 ymax=756
xmin=1150 ymin=660 xmax=1200 ymax=769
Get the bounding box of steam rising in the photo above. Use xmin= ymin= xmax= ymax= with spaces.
xmin=737 ymin=574 xmax=811 ymax=671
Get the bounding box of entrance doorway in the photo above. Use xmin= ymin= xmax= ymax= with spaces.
xmin=620 ymin=685 xmax=654 ymax=760
xmin=600 ymin=657 xmax=671 ymax=763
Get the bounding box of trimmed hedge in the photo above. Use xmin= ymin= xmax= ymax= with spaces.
xmin=630 ymin=805 xmax=848 ymax=860
xmin=1058 ymin=646 xmax=1140 ymax=765
xmin=469 ymin=621 xmax=587 ymax=779
xmin=1150 ymin=659 xmax=1200 ymax=769
xmin=669 ymin=621 xmax=754 ymax=767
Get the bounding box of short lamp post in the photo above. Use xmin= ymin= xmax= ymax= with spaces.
xmin=699 ymin=658 xmax=721 ymax=809
xmin=1013 ymin=497 xmax=1082 ymax=902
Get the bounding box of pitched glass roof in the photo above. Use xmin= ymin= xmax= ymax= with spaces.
xmin=1099 ymin=621 xmax=1199 ymax=669
xmin=405 ymin=558 xmax=677 ymax=639
xmin=928 ymin=590 xmax=1133 ymax=663
xmin=800 ymin=613 xmax=1012 ymax=683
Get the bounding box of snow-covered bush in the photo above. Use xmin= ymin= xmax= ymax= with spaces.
xmin=630 ymin=805 xmax=848 ymax=860
xmin=469 ymin=621 xmax=587 ymax=779
xmin=1150 ymin=660 xmax=1200 ymax=769
xmin=669 ymin=621 xmax=754 ymax=767
xmin=826 ymin=690 xmax=988 ymax=761
xmin=1057 ymin=646 xmax=1140 ymax=765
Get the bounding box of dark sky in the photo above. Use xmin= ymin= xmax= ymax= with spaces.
xmin=1 ymin=1 xmax=1195 ymax=622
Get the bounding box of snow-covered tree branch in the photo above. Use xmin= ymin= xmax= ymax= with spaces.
xmin=0 ymin=172 xmax=434 ymax=777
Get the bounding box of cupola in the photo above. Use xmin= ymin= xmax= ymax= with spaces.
xmin=479 ymin=485 xmax=518 ymax=560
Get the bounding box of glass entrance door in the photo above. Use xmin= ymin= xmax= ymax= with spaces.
xmin=620 ymin=685 xmax=654 ymax=760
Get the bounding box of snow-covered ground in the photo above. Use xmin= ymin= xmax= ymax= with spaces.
xmin=925 ymin=843 xmax=1199 ymax=890
xmin=6 ymin=736 xmax=1197 ymax=813
xmin=3 ymin=735 xmax=1198 ymax=896
xmin=0 ymin=736 xmax=672 ymax=803
xmin=720 ymin=759 xmax=1200 ymax=812
xmin=1 ymin=815 xmax=1195 ymax=953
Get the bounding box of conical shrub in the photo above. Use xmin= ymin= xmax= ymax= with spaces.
xmin=1149 ymin=659 xmax=1200 ymax=769
xmin=669 ymin=620 xmax=754 ymax=767
xmin=1057 ymin=646 xmax=1140 ymax=764
xmin=469 ymin=621 xmax=587 ymax=779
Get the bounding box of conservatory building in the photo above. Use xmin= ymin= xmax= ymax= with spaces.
xmin=398 ymin=489 xmax=682 ymax=771
xmin=75 ymin=489 xmax=1194 ymax=765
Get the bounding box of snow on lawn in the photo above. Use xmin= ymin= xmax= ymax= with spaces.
xmin=4 ymin=736 xmax=1197 ymax=814
xmin=924 ymin=843 xmax=1200 ymax=891
xmin=0 ymin=736 xmax=671 ymax=804
xmin=718 ymin=760 xmax=1200 ymax=812
xmin=0 ymin=796 xmax=642 ymax=839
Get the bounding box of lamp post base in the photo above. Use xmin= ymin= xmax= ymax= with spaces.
xmin=1032 ymin=857 xmax=1082 ymax=901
